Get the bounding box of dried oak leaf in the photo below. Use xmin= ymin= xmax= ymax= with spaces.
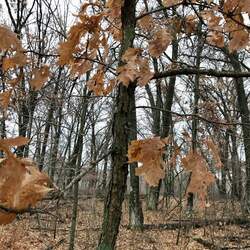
xmin=87 ymin=70 xmax=105 ymax=96
xmin=137 ymin=59 xmax=154 ymax=86
xmin=13 ymin=159 xmax=53 ymax=210
xmin=117 ymin=63 xmax=138 ymax=86
xmin=118 ymin=48 xmax=153 ymax=86
xmin=71 ymin=60 xmax=92 ymax=76
xmin=162 ymin=0 xmax=182 ymax=7
xmin=0 ymin=25 xmax=22 ymax=51
xmin=0 ymin=136 xmax=29 ymax=148
xmin=128 ymin=137 xmax=169 ymax=186
xmin=241 ymin=0 xmax=250 ymax=14
xmin=148 ymin=29 xmax=171 ymax=58
xmin=0 ymin=137 xmax=53 ymax=225
xmin=207 ymin=31 xmax=225 ymax=48
xmin=201 ymin=10 xmax=222 ymax=29
xmin=30 ymin=65 xmax=50 ymax=90
xmin=138 ymin=15 xmax=154 ymax=32
xmin=0 ymin=90 xmax=12 ymax=110
xmin=58 ymin=8 xmax=102 ymax=66
xmin=0 ymin=137 xmax=52 ymax=224
xmin=0 ymin=158 xmax=25 ymax=224
xmin=7 ymin=71 xmax=24 ymax=87
xmin=228 ymin=29 xmax=249 ymax=52
xmin=106 ymin=0 xmax=123 ymax=18
xmin=0 ymin=158 xmax=52 ymax=224
xmin=58 ymin=23 xmax=86 ymax=65
xmin=183 ymin=15 xmax=197 ymax=34
xmin=205 ymin=139 xmax=223 ymax=168
xmin=2 ymin=52 xmax=27 ymax=71
xmin=223 ymin=0 xmax=241 ymax=14
xmin=122 ymin=48 xmax=143 ymax=63
xmin=181 ymin=151 xmax=215 ymax=207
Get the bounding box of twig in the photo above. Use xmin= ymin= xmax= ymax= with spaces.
xmin=45 ymin=238 xmax=65 ymax=250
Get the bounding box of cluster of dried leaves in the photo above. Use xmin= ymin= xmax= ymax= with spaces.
xmin=128 ymin=137 xmax=169 ymax=186
xmin=0 ymin=25 xmax=53 ymax=225
xmin=0 ymin=0 xmax=249 ymax=224
xmin=0 ymin=26 xmax=50 ymax=112
xmin=128 ymin=136 xmax=222 ymax=206
xmin=56 ymin=0 xmax=250 ymax=96
xmin=0 ymin=137 xmax=53 ymax=225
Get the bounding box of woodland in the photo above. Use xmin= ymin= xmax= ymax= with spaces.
xmin=1 ymin=0 xmax=250 ymax=249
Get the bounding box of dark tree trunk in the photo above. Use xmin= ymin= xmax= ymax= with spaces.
xmin=39 ymin=76 xmax=60 ymax=170
xmin=101 ymin=156 xmax=108 ymax=191
xmin=145 ymin=65 xmax=162 ymax=210
xmin=227 ymin=52 xmax=250 ymax=212
xmin=128 ymin=83 xmax=144 ymax=229
xmin=188 ymin=20 xmax=204 ymax=213
xmin=68 ymin=87 xmax=89 ymax=249
xmin=219 ymin=131 xmax=229 ymax=197
xmin=98 ymin=1 xmax=136 ymax=249
xmin=230 ymin=129 xmax=242 ymax=200
xmin=89 ymin=113 xmax=97 ymax=189
xmin=50 ymin=85 xmax=65 ymax=181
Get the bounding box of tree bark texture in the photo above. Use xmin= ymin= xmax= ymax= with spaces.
xmin=98 ymin=1 xmax=136 ymax=249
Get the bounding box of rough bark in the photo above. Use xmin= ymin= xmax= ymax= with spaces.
xmin=187 ymin=19 xmax=204 ymax=213
xmin=97 ymin=1 xmax=136 ymax=249
xmin=220 ymin=131 xmax=229 ymax=197
xmin=145 ymin=81 xmax=162 ymax=210
xmin=128 ymin=83 xmax=144 ymax=229
xmin=227 ymin=52 xmax=250 ymax=212
xmin=231 ymin=129 xmax=242 ymax=200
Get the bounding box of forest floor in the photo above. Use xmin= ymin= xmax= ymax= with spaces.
xmin=0 ymin=197 xmax=250 ymax=250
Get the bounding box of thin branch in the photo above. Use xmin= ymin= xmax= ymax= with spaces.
xmin=136 ymin=105 xmax=245 ymax=126
xmin=60 ymin=150 xmax=112 ymax=195
xmin=153 ymin=68 xmax=250 ymax=79
xmin=4 ymin=0 xmax=17 ymax=30
xmin=0 ymin=204 xmax=59 ymax=219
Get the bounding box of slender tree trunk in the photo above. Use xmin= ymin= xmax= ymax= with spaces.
xmin=101 ymin=156 xmax=108 ymax=191
xmin=231 ymin=129 xmax=241 ymax=199
xmin=161 ymin=37 xmax=178 ymax=207
xmin=68 ymin=87 xmax=89 ymax=249
xmin=188 ymin=20 xmax=204 ymax=213
xmin=164 ymin=126 xmax=175 ymax=202
xmin=227 ymin=52 xmax=250 ymax=212
xmin=0 ymin=64 xmax=6 ymax=157
xmin=219 ymin=131 xmax=229 ymax=197
xmin=128 ymin=83 xmax=143 ymax=229
xmin=50 ymin=86 xmax=65 ymax=181
xmin=145 ymin=67 xmax=162 ymax=210
xmin=89 ymin=115 xmax=97 ymax=189
xmin=39 ymin=78 xmax=60 ymax=170
xmin=98 ymin=1 xmax=136 ymax=249
xmin=68 ymin=123 xmax=85 ymax=250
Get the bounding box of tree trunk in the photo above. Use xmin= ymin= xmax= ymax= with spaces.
xmin=188 ymin=20 xmax=204 ymax=213
xmin=230 ymin=128 xmax=242 ymax=200
xmin=68 ymin=130 xmax=84 ymax=250
xmin=98 ymin=1 xmax=136 ymax=249
xmin=68 ymin=87 xmax=89 ymax=249
xmin=145 ymin=65 xmax=163 ymax=210
xmin=50 ymin=86 xmax=65 ymax=181
xmin=227 ymin=52 xmax=250 ymax=212
xmin=128 ymin=83 xmax=144 ymax=229
xmin=39 ymin=77 xmax=60 ymax=170
xmin=219 ymin=131 xmax=229 ymax=197
xmin=101 ymin=156 xmax=108 ymax=191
